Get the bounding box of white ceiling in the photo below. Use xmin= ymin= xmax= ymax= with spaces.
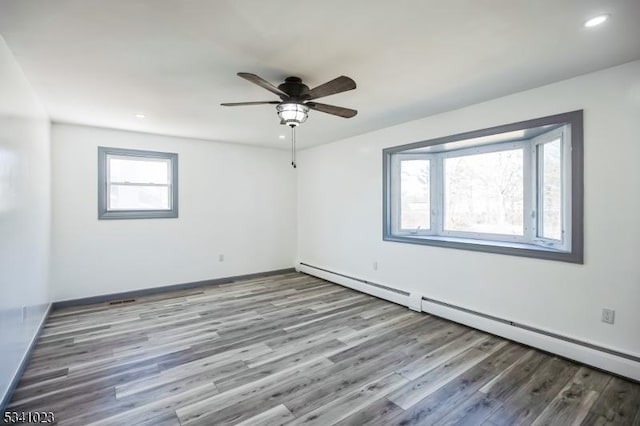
xmin=1 ymin=0 xmax=639 ymax=149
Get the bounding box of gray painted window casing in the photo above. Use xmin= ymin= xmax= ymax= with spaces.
xmin=382 ymin=110 xmax=584 ymax=264
xmin=98 ymin=147 xmax=179 ymax=220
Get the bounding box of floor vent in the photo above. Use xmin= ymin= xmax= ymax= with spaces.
xmin=108 ymin=299 xmax=136 ymax=305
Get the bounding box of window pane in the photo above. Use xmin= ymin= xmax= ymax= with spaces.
xmin=445 ymin=149 xmax=523 ymax=235
xmin=540 ymin=139 xmax=562 ymax=240
xmin=109 ymin=156 xmax=170 ymax=184
xmin=109 ymin=184 xmax=170 ymax=210
xmin=400 ymin=159 xmax=430 ymax=230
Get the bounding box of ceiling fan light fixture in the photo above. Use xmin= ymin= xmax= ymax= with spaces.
xmin=277 ymin=102 xmax=309 ymax=127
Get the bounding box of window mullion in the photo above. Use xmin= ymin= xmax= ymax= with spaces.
xmin=432 ymin=154 xmax=443 ymax=236
xmin=390 ymin=155 xmax=401 ymax=235
xmin=536 ymin=143 xmax=545 ymax=240
xmin=523 ymin=141 xmax=536 ymax=242
xmin=109 ymin=182 xmax=171 ymax=187
xmin=425 ymin=155 xmax=435 ymax=234
xmin=562 ymin=126 xmax=572 ymax=251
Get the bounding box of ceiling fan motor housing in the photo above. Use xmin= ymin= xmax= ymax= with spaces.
xmin=277 ymin=77 xmax=309 ymax=99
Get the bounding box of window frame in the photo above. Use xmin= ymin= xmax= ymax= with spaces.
xmin=531 ymin=126 xmax=571 ymax=251
xmin=382 ymin=110 xmax=583 ymax=264
xmin=98 ymin=147 xmax=179 ymax=220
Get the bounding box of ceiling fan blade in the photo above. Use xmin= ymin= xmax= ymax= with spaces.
xmin=304 ymin=76 xmax=356 ymax=100
xmin=237 ymin=72 xmax=289 ymax=98
xmin=306 ymin=102 xmax=357 ymax=118
xmin=221 ymin=101 xmax=280 ymax=106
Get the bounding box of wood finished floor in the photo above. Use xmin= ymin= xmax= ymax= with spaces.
xmin=9 ymin=272 xmax=640 ymax=426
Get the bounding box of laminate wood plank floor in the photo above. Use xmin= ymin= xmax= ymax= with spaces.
xmin=9 ymin=272 xmax=640 ymax=425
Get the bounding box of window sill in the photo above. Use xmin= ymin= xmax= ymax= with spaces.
xmin=99 ymin=210 xmax=178 ymax=220
xmin=383 ymin=233 xmax=582 ymax=263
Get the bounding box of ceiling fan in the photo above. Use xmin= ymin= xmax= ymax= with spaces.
xmin=221 ymin=72 xmax=357 ymax=127
xmin=221 ymin=72 xmax=357 ymax=168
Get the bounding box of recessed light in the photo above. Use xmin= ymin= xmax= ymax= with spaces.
xmin=279 ymin=135 xmax=286 ymax=139
xmin=584 ymin=14 xmax=609 ymax=28
xmin=134 ymin=113 xmax=146 ymax=119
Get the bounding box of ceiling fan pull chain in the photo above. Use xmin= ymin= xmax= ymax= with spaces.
xmin=291 ymin=125 xmax=297 ymax=168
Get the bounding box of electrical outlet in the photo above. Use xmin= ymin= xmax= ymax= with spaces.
xmin=219 ymin=254 xmax=224 ymax=262
xmin=372 ymin=261 xmax=378 ymax=271
xmin=601 ymin=308 xmax=615 ymax=325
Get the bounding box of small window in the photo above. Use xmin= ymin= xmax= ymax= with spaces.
xmin=98 ymin=147 xmax=178 ymax=219
xmin=395 ymin=157 xmax=431 ymax=233
xmin=383 ymin=111 xmax=583 ymax=263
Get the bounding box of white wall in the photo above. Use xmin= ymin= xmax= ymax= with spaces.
xmin=51 ymin=124 xmax=297 ymax=301
xmin=0 ymin=37 xmax=51 ymax=405
xmin=298 ymin=61 xmax=640 ymax=359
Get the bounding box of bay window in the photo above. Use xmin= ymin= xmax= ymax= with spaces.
xmin=383 ymin=111 xmax=583 ymax=263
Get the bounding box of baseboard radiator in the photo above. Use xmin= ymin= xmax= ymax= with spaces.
xmin=297 ymin=262 xmax=640 ymax=382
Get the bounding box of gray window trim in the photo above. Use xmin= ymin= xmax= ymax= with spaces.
xmin=98 ymin=147 xmax=179 ymax=220
xmin=382 ymin=110 xmax=584 ymax=264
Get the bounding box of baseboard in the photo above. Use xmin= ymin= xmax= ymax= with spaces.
xmin=298 ymin=263 xmax=410 ymax=306
xmin=52 ymin=268 xmax=296 ymax=309
xmin=297 ymin=262 xmax=640 ymax=382
xmin=0 ymin=303 xmax=52 ymax=413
